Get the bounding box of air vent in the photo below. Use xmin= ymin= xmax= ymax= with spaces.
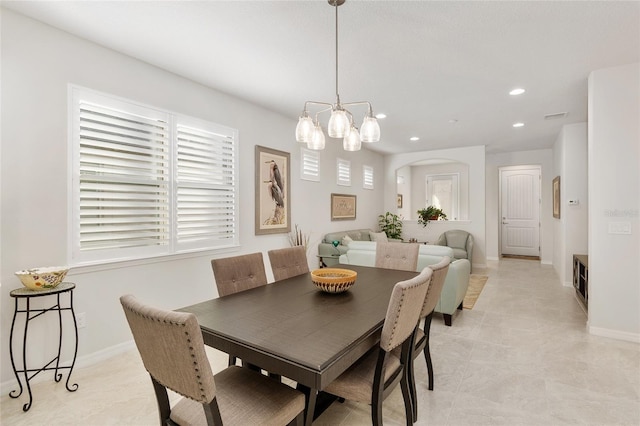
xmin=544 ymin=112 xmax=568 ymax=120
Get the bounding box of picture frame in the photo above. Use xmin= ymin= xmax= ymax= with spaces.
xmin=331 ymin=193 xmax=357 ymax=221
xmin=397 ymin=194 xmax=403 ymax=208
xmin=552 ymin=176 xmax=561 ymax=219
xmin=255 ymin=145 xmax=291 ymax=235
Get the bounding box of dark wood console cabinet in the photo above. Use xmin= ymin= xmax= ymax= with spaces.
xmin=573 ymin=254 xmax=588 ymax=309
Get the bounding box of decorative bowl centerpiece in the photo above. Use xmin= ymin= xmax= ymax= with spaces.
xmin=310 ymin=268 xmax=357 ymax=293
xmin=15 ymin=266 xmax=69 ymax=291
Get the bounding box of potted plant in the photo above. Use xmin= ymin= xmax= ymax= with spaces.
xmin=377 ymin=212 xmax=403 ymax=240
xmin=417 ymin=206 xmax=447 ymax=227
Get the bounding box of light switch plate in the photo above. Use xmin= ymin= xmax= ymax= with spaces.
xmin=608 ymin=222 xmax=632 ymax=235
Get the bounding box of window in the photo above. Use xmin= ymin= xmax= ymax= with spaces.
xmin=69 ymin=87 xmax=238 ymax=266
xmin=363 ymin=165 xmax=374 ymax=190
xmin=337 ymin=158 xmax=351 ymax=186
xmin=425 ymin=173 xmax=459 ymax=220
xmin=300 ymin=148 xmax=320 ymax=182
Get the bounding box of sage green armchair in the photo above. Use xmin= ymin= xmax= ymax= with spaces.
xmin=436 ymin=230 xmax=474 ymax=271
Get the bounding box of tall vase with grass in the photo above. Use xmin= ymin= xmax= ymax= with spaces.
xmin=288 ymin=224 xmax=310 ymax=252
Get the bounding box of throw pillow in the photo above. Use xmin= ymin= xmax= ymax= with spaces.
xmin=342 ymin=235 xmax=354 ymax=246
xmin=369 ymin=231 xmax=388 ymax=243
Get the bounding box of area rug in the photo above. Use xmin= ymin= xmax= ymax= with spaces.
xmin=463 ymin=274 xmax=489 ymax=309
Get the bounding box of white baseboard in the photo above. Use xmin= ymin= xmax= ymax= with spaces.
xmin=1 ymin=340 xmax=136 ymax=396
xmin=486 ymin=256 xmax=499 ymax=261
xmin=589 ymin=325 xmax=640 ymax=343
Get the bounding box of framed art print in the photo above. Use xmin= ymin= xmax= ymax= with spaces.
xmin=553 ymin=176 xmax=561 ymax=219
xmin=331 ymin=193 xmax=356 ymax=221
xmin=255 ymin=145 xmax=291 ymax=235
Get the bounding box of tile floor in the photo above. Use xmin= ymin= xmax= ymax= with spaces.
xmin=2 ymin=258 xmax=639 ymax=425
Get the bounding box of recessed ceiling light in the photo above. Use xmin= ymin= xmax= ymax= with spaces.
xmin=375 ymin=113 xmax=387 ymax=119
xmin=509 ymin=88 xmax=526 ymax=96
xmin=512 ymin=122 xmax=525 ymax=128
xmin=409 ymin=137 xmax=420 ymax=141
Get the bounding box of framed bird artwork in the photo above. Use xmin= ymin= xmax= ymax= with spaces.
xmin=255 ymin=145 xmax=291 ymax=235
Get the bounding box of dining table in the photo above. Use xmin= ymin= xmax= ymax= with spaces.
xmin=178 ymin=264 xmax=419 ymax=425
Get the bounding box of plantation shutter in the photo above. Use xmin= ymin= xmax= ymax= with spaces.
xmin=70 ymin=87 xmax=239 ymax=266
xmin=300 ymin=148 xmax=320 ymax=182
xmin=77 ymin=101 xmax=171 ymax=258
xmin=363 ymin=165 xmax=374 ymax=189
xmin=337 ymin=158 xmax=351 ymax=186
xmin=176 ymin=123 xmax=236 ymax=250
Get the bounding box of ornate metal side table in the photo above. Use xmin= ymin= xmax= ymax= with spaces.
xmin=9 ymin=282 xmax=79 ymax=411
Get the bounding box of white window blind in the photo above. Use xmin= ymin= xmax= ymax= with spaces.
xmin=363 ymin=165 xmax=374 ymax=189
xmin=176 ymin=123 xmax=236 ymax=249
xmin=300 ymin=148 xmax=320 ymax=182
xmin=337 ymin=158 xmax=351 ymax=186
xmin=70 ymin=87 xmax=238 ymax=266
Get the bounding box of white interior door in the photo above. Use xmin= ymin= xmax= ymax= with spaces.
xmin=500 ymin=166 xmax=541 ymax=257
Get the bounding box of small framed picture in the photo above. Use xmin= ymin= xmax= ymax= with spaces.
xmin=397 ymin=194 xmax=403 ymax=208
xmin=552 ymin=176 xmax=561 ymax=219
xmin=331 ymin=193 xmax=356 ymax=221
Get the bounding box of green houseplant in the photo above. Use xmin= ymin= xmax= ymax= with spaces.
xmin=417 ymin=206 xmax=447 ymax=227
xmin=378 ymin=212 xmax=403 ymax=240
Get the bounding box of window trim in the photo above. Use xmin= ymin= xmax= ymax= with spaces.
xmin=68 ymin=85 xmax=239 ymax=267
xmin=363 ymin=165 xmax=374 ymax=190
xmin=337 ymin=158 xmax=351 ymax=187
xmin=300 ymin=147 xmax=320 ymax=182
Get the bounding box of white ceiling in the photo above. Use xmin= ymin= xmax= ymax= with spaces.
xmin=3 ymin=0 xmax=639 ymax=154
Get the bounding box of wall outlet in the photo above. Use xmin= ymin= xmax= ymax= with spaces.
xmin=77 ymin=312 xmax=87 ymax=329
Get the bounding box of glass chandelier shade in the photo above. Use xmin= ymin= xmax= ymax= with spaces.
xmin=327 ymin=108 xmax=349 ymax=138
xmin=295 ymin=112 xmax=315 ymax=143
xmin=343 ymin=124 xmax=361 ymax=151
xmin=294 ymin=0 xmax=380 ymax=151
xmin=360 ymin=114 xmax=381 ymax=143
xmin=308 ymin=122 xmax=326 ymax=150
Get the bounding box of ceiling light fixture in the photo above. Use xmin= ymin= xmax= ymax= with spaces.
xmin=295 ymin=0 xmax=380 ymax=152
xmin=512 ymin=122 xmax=525 ymax=128
xmin=509 ymin=88 xmax=526 ymax=96
xmin=410 ymin=137 xmax=420 ymax=141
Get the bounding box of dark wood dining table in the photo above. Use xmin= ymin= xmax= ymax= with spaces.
xmin=178 ymin=264 xmax=419 ymax=425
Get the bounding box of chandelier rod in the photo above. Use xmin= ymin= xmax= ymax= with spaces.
xmin=334 ymin=0 xmax=340 ymax=103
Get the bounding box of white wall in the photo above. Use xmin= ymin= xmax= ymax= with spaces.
xmin=587 ymin=62 xmax=640 ymax=341
xmin=485 ymin=149 xmax=554 ymax=264
xmin=0 ymin=10 xmax=385 ymax=387
xmin=385 ymin=146 xmax=486 ymax=270
xmin=552 ymin=123 xmax=588 ymax=286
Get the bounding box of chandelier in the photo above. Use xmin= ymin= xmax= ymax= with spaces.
xmin=295 ymin=0 xmax=380 ymax=152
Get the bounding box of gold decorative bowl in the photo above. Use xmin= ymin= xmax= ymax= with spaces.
xmin=310 ymin=268 xmax=357 ymax=293
xmin=15 ymin=266 xmax=69 ymax=291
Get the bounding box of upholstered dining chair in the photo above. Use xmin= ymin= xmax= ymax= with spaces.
xmin=403 ymin=256 xmax=451 ymax=422
xmin=375 ymin=242 xmax=420 ymax=272
xmin=119 ymin=294 xmax=305 ymax=426
xmin=211 ymin=252 xmax=268 ymax=297
xmin=323 ymin=267 xmax=432 ymax=426
xmin=268 ymin=246 xmax=309 ymax=281
xmin=211 ymin=252 xmax=268 ymax=368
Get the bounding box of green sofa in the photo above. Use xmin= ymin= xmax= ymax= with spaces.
xmin=338 ymin=241 xmax=471 ymax=325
